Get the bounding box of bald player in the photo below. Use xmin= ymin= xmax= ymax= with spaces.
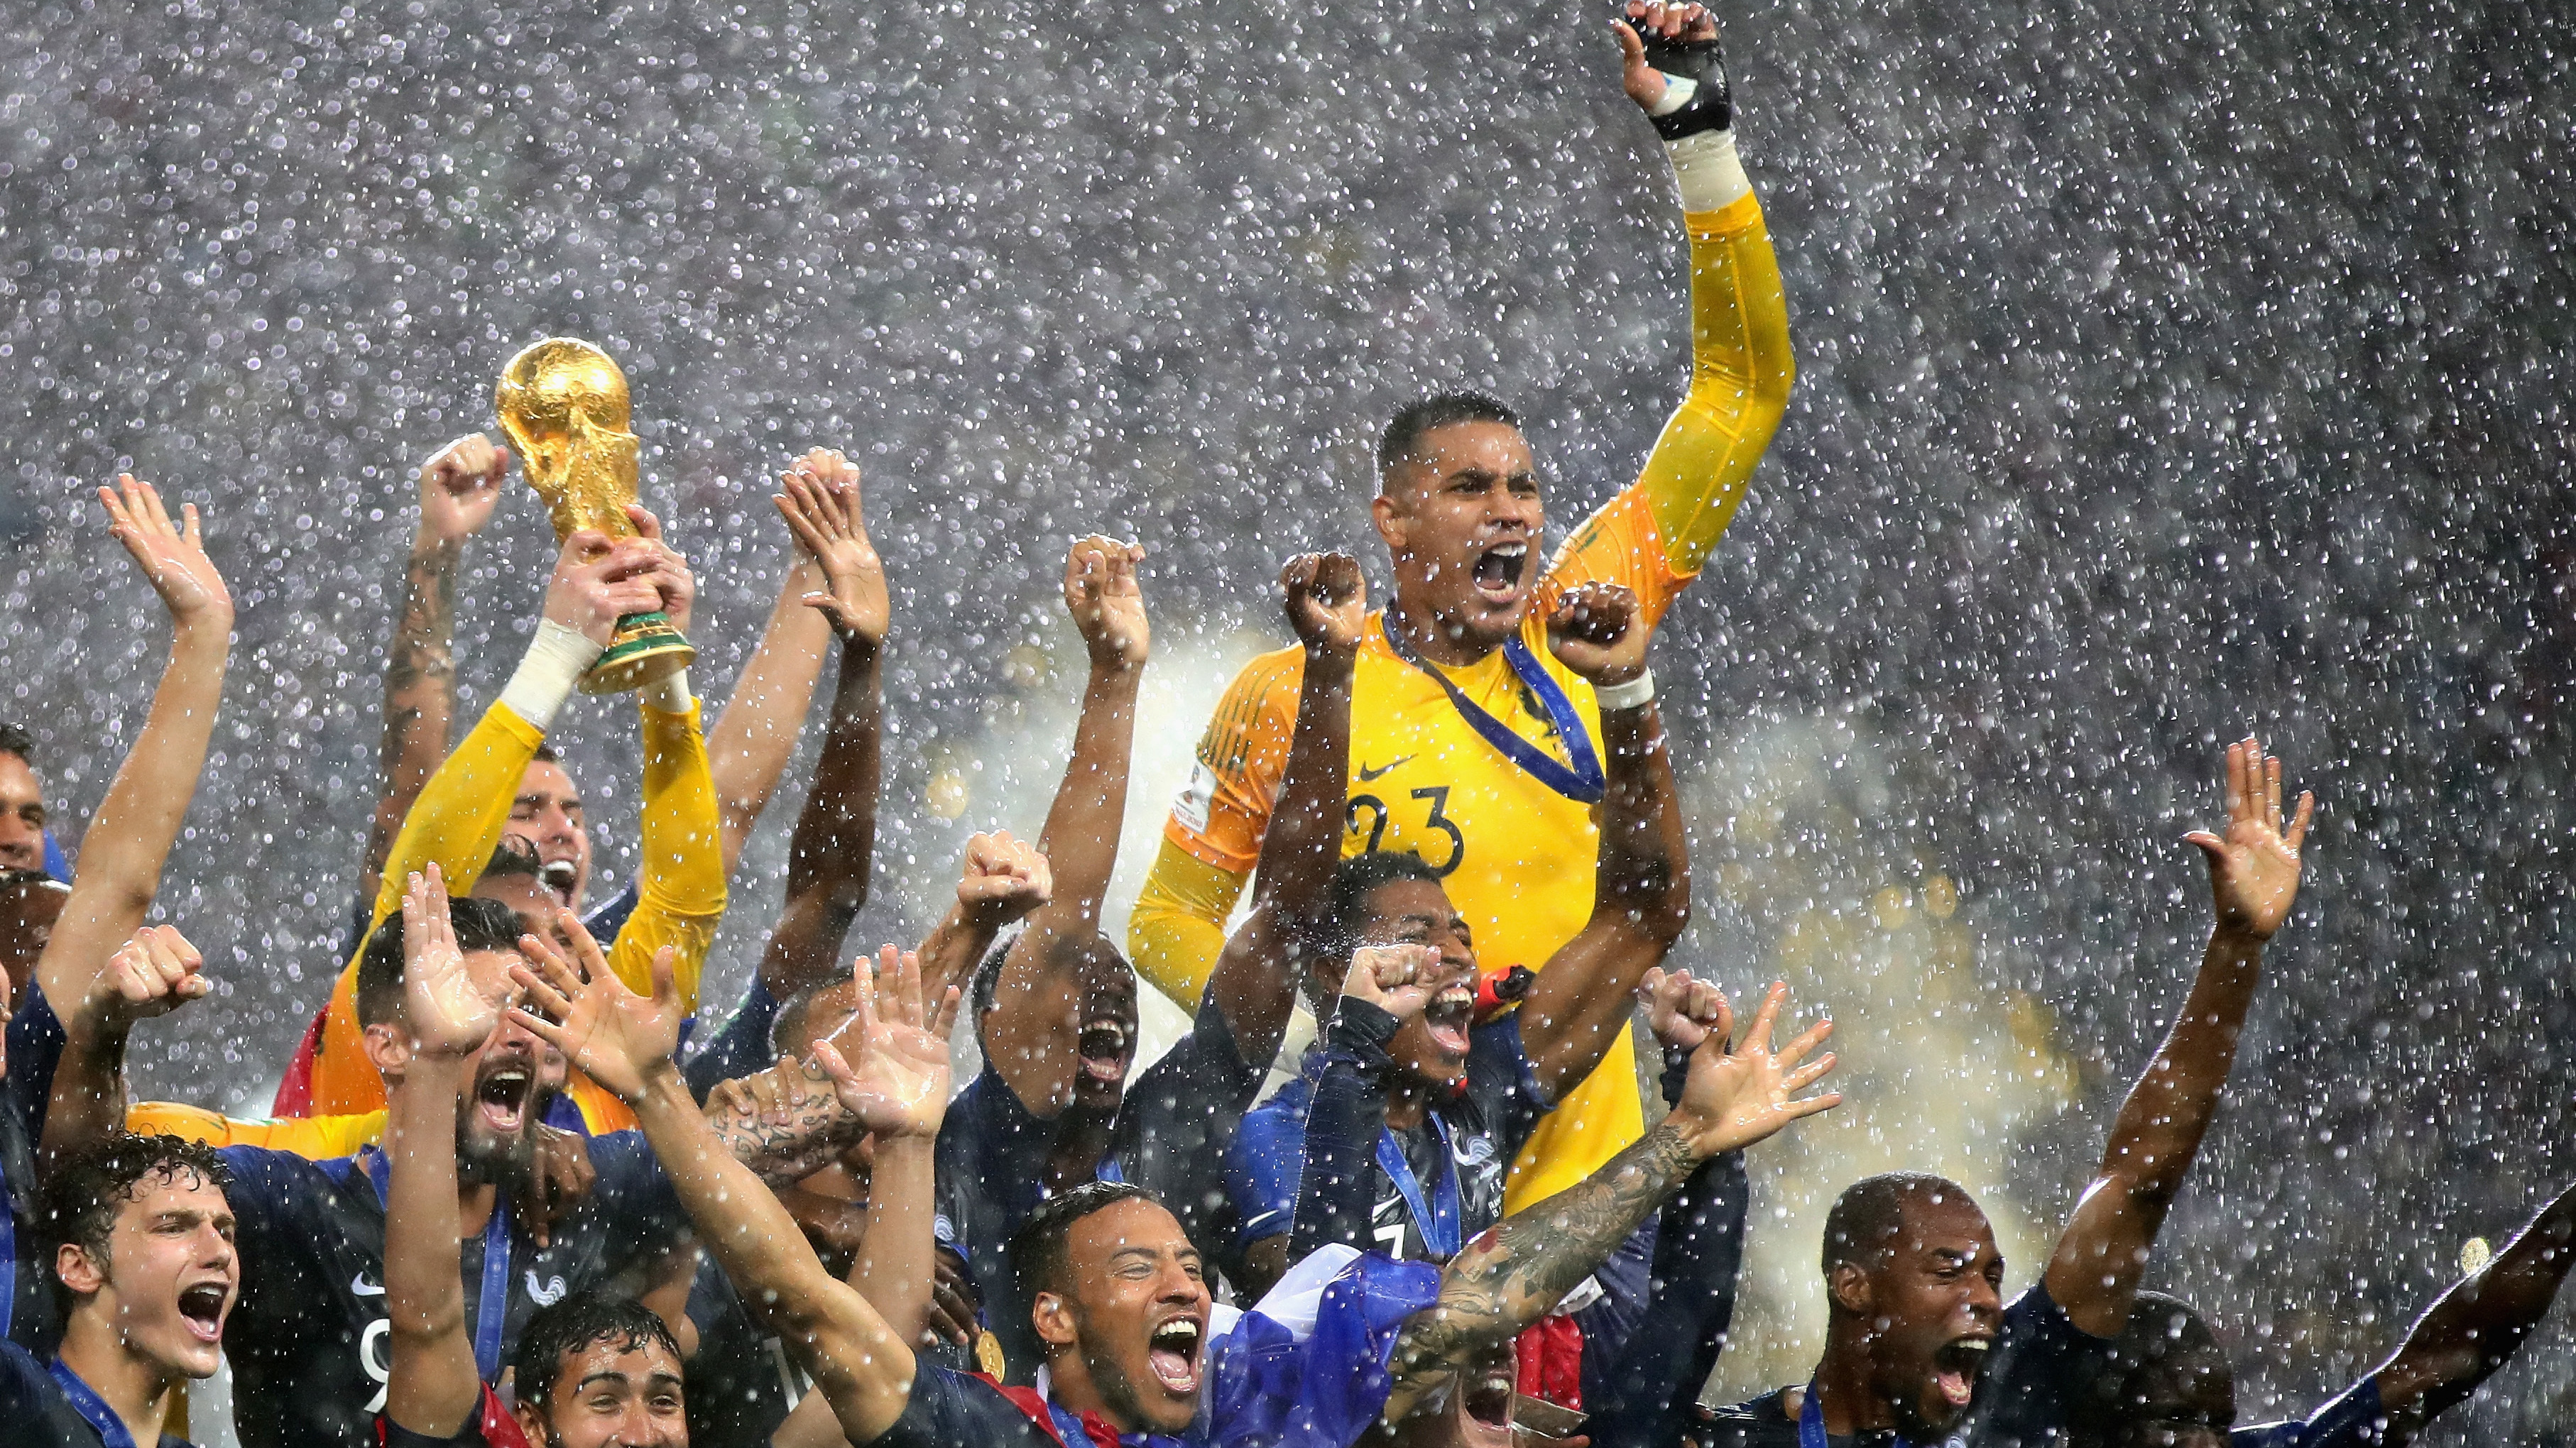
xmin=1131 ymin=0 xmax=1798 ymax=1207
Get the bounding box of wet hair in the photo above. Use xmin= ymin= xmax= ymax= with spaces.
xmin=1010 ymin=1179 xmax=1162 ymax=1303
xmin=510 ymin=1291 xmax=685 ymax=1413
xmin=484 ymin=833 xmax=545 ymax=882
xmin=38 ymin=1132 xmax=232 ymax=1302
xmin=772 ymin=967 xmax=858 ymax=1060
xmin=1302 ymin=852 xmax=1448 ymax=1012
xmin=1821 ymin=1172 xmax=1980 ymax=1276
xmin=0 ymin=721 xmax=31 ymax=767
xmin=2067 ymin=1292 xmax=2233 ymax=1444
xmin=354 ymin=894 xmax=525 ymax=1029
xmin=1378 ymin=392 xmax=1521 ymax=478
xmin=530 ymin=742 xmax=562 ymax=766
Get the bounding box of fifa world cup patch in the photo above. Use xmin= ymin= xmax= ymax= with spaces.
xmin=1172 ymin=761 xmax=1218 ymax=833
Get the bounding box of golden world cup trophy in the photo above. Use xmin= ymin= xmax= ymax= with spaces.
xmin=496 ymin=337 xmax=695 ymax=693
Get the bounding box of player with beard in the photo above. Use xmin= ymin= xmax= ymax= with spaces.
xmin=1134 ymin=0 xmax=1797 ymax=1212
xmin=2068 ymin=1183 xmax=2576 ymax=1448
xmin=503 ymin=873 xmax=1838 ymax=1448
xmin=1698 ymin=739 xmax=2314 ymax=1448
xmin=1227 ymin=566 xmax=1688 ymax=1303
xmin=36 ymin=869 xmax=875 ymax=1448
xmin=0 ymin=1133 xmax=236 ymax=1448
xmin=938 ymin=543 xmax=1370 ymax=1379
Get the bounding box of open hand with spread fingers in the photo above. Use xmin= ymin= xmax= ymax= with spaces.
xmin=2183 ymin=735 xmax=2314 ymax=943
xmin=99 ymin=475 xmax=232 ymax=627
xmin=399 ymin=865 xmax=507 ymax=1058
xmin=507 ymin=908 xmax=683 ymax=1104
xmin=810 ymin=944 xmax=961 ymax=1141
xmin=774 ymin=449 xmax=889 ymax=645
xmin=1665 ymin=980 xmax=1839 ymax=1158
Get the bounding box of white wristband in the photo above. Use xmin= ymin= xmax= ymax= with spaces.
xmin=1667 ymin=128 xmax=1752 ymax=214
xmin=640 ymin=669 xmax=694 ymax=715
xmin=1594 ymin=671 xmax=1656 ymax=712
xmin=499 ymin=620 xmax=605 ymax=731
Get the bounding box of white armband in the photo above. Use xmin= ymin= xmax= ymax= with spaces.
xmin=1594 ymin=671 xmax=1657 ymax=712
xmin=499 ymin=620 xmax=606 ymax=731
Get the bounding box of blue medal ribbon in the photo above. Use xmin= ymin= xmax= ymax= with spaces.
xmin=1375 ymin=1114 xmax=1463 ymax=1260
xmin=1381 ymin=612 xmax=1605 ymax=806
xmin=362 ymin=1147 xmax=514 ymax=1383
xmin=1799 ymin=1381 xmax=1920 ymax=1448
xmin=50 ymin=1359 xmax=138 ymax=1448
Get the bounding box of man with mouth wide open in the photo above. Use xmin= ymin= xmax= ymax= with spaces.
xmin=1129 ymin=0 xmax=1799 ymax=1210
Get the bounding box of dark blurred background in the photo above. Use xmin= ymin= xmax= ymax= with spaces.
xmin=4 ymin=0 xmax=2572 ymax=1435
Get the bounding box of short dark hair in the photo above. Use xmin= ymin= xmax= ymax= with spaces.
xmin=1821 ymin=1172 xmax=1980 ymax=1275
xmin=0 ymin=721 xmax=31 ymax=766
xmin=771 ymin=968 xmax=858 ymax=1060
xmin=1010 ymin=1179 xmax=1162 ymax=1304
xmin=530 ymin=742 xmax=562 ymax=766
xmin=38 ymin=1132 xmax=232 ymax=1301
xmin=1378 ymin=392 xmax=1521 ymax=476
xmin=484 ymin=833 xmax=544 ymax=882
xmin=355 ymin=894 xmax=525 ymax=1029
xmin=510 ymin=1292 xmax=685 ymax=1413
xmin=2069 ymin=1291 xmax=2232 ymax=1442
xmin=1317 ymin=852 xmax=1444 ymax=965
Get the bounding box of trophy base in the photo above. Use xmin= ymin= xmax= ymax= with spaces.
xmin=581 ymin=611 xmax=697 ymax=695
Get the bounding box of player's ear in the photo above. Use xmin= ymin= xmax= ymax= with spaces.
xmin=55 ymin=1241 xmax=105 ymax=1298
xmin=1032 ymin=1290 xmax=1079 ymax=1348
xmin=1371 ymin=488 xmax=1407 ymax=551
xmin=361 ymin=1019 xmax=415 ymax=1082
xmin=512 ymin=1395 xmax=548 ymax=1442
xmin=1827 ymin=1261 xmax=1872 ymax=1316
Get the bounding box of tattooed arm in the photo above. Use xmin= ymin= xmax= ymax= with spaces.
xmin=1380 ymin=982 xmax=1839 ymax=1426
xmin=359 ymin=436 xmax=505 ymax=909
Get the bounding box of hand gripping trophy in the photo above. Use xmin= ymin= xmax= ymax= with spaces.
xmin=495 ymin=337 xmax=695 ymax=693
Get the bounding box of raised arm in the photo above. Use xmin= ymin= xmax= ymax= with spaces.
xmin=41 ymin=923 xmax=209 ymax=1168
xmin=2043 ymin=737 xmax=2313 ymax=1338
xmin=35 ymin=479 xmax=232 ymax=1022
xmin=1382 ymin=982 xmax=1835 ymax=1425
xmin=810 ymin=947 xmax=956 ymax=1353
xmin=383 ymin=868 xmax=509 ymax=1437
xmin=358 ymin=436 xmax=506 ymax=909
xmin=507 ymin=925 xmax=927 ymax=1446
xmin=703 ymin=448 xmax=873 ymax=876
xmin=1284 ymin=944 xmax=1434 ymax=1263
xmin=2369 ymin=1180 xmax=2576 ymax=1440
xmin=1206 ymin=552 xmax=1368 ymax=1065
xmin=1515 ymin=583 xmax=1691 ymax=1100
xmin=756 ymin=453 xmax=890 ymax=998
xmin=982 ymin=537 xmax=1148 ymax=1112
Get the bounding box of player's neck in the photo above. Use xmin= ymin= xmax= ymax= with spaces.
xmin=57 ymin=1312 xmax=182 ymax=1447
xmin=1807 ymin=1330 xmax=1898 ymax=1435
xmin=458 ymin=1180 xmax=500 ymax=1236
xmin=1387 ymin=591 xmax=1502 ymax=669
xmin=1047 ymin=1346 xmax=1142 ymax=1435
xmin=1382 ymin=1074 xmax=1434 ymax=1131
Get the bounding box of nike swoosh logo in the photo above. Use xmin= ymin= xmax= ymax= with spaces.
xmin=352 ymin=1274 xmax=386 ymax=1297
xmin=1357 ymin=757 xmax=1413 ymax=782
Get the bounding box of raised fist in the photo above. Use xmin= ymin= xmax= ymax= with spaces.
xmin=1280 ymin=552 xmax=1368 ymax=663
xmin=418 ymin=434 xmax=508 ymax=543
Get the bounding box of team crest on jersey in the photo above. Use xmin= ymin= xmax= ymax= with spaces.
xmin=525 ymin=1271 xmax=568 ymax=1307
xmin=1453 ymin=1136 xmax=1497 ymax=1168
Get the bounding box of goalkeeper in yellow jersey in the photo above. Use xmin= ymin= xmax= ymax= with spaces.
xmin=1130 ymin=0 xmax=1794 ymax=1209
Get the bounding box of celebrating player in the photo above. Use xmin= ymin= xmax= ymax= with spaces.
xmin=1132 ymin=0 xmax=1799 ymax=1208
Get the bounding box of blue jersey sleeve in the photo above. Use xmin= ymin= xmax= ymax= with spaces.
xmin=863 ymin=1365 xmax=1059 ymax=1448
xmin=2233 ymin=1376 xmax=2389 ymax=1448
xmin=1963 ymin=1281 xmax=2114 ymax=1448
xmin=1203 ymin=1251 xmax=1442 ymax=1448
xmin=1289 ymin=1001 xmax=1398 ymax=1261
xmin=6 ymin=982 xmax=68 ymax=1139
xmin=682 ymin=977 xmax=784 ymax=1104
xmin=1226 ymin=1085 xmax=1311 ymax=1249
xmin=1586 ymin=1153 xmax=1744 ymax=1445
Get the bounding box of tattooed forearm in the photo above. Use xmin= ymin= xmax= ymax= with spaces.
xmin=1386 ymin=1120 xmax=1702 ymax=1414
xmin=365 ymin=536 xmax=463 ymax=886
xmin=703 ymin=1058 xmax=863 ymax=1187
